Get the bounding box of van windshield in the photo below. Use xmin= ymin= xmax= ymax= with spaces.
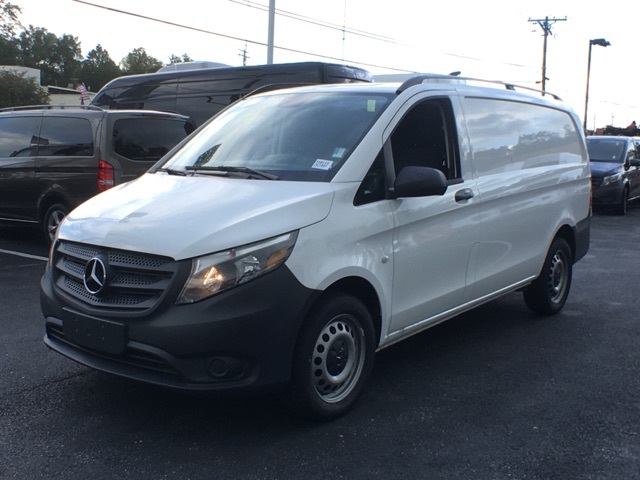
xmin=159 ymin=91 xmax=391 ymax=181
xmin=586 ymin=139 xmax=627 ymax=163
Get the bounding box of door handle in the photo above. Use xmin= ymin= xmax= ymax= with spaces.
xmin=455 ymin=188 xmax=474 ymax=202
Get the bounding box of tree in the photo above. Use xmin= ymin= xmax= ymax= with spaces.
xmin=80 ymin=44 xmax=121 ymax=91
xmin=168 ymin=53 xmax=193 ymax=64
xmin=0 ymin=69 xmax=49 ymax=107
xmin=0 ymin=0 xmax=21 ymax=64
xmin=0 ymin=36 xmax=19 ymax=64
xmin=14 ymin=26 xmax=82 ymax=86
xmin=121 ymin=47 xmax=163 ymax=75
xmin=0 ymin=0 xmax=22 ymax=38
xmin=52 ymin=33 xmax=83 ymax=86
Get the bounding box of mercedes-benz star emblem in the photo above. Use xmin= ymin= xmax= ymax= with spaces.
xmin=84 ymin=257 xmax=108 ymax=295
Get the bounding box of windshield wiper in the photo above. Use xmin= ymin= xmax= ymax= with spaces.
xmin=156 ymin=167 xmax=187 ymax=176
xmin=185 ymin=165 xmax=279 ymax=180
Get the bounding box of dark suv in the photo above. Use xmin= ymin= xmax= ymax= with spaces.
xmin=0 ymin=106 xmax=195 ymax=242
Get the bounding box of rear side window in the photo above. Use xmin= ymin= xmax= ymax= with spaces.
xmin=112 ymin=117 xmax=192 ymax=161
xmin=37 ymin=117 xmax=94 ymax=156
xmin=0 ymin=116 xmax=41 ymax=157
xmin=463 ymin=98 xmax=584 ymax=176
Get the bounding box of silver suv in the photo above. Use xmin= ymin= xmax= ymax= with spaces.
xmin=0 ymin=106 xmax=194 ymax=242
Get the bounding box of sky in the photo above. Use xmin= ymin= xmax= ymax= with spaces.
xmin=12 ymin=0 xmax=639 ymax=131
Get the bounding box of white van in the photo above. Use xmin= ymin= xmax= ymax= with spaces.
xmin=41 ymin=75 xmax=591 ymax=420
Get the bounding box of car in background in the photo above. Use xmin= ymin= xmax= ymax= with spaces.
xmin=91 ymin=62 xmax=373 ymax=127
xmin=0 ymin=105 xmax=195 ymax=242
xmin=586 ymin=135 xmax=640 ymax=215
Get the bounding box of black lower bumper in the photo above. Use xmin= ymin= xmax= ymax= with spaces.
xmin=41 ymin=265 xmax=319 ymax=392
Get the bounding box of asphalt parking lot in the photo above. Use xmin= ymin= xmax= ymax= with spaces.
xmin=1 ymin=206 xmax=639 ymax=480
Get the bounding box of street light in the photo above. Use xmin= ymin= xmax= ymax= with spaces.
xmin=583 ymin=38 xmax=611 ymax=133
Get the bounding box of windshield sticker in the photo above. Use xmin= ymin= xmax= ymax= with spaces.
xmin=312 ymin=159 xmax=334 ymax=170
xmin=332 ymin=148 xmax=346 ymax=159
xmin=367 ymin=99 xmax=376 ymax=112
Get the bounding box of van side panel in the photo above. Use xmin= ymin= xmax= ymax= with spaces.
xmin=461 ymin=97 xmax=590 ymax=298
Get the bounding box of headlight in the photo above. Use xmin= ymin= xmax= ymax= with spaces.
xmin=177 ymin=231 xmax=298 ymax=304
xmin=601 ymin=172 xmax=623 ymax=187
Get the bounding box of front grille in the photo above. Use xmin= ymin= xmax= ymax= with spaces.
xmin=53 ymin=240 xmax=179 ymax=313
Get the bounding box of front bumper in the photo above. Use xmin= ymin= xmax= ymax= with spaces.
xmin=41 ymin=264 xmax=319 ymax=392
xmin=591 ymin=180 xmax=624 ymax=207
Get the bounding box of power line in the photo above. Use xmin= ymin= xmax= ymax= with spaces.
xmin=71 ymin=0 xmax=539 ymax=75
xmin=228 ymin=0 xmax=404 ymax=45
xmin=71 ymin=0 xmax=414 ymax=72
xmin=231 ymin=0 xmax=536 ymax=69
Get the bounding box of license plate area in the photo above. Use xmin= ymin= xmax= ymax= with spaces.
xmin=63 ymin=313 xmax=127 ymax=355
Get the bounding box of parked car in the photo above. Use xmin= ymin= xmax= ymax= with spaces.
xmin=41 ymin=75 xmax=591 ymax=420
xmin=0 ymin=105 xmax=195 ymax=242
xmin=586 ymin=135 xmax=640 ymax=215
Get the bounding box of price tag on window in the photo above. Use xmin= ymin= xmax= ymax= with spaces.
xmin=312 ymin=159 xmax=334 ymax=170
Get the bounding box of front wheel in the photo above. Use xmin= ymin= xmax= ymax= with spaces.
xmin=287 ymin=293 xmax=376 ymax=420
xmin=523 ymin=237 xmax=573 ymax=315
xmin=615 ymin=186 xmax=628 ymax=216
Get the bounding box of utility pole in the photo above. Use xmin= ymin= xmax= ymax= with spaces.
xmin=238 ymin=44 xmax=250 ymax=66
xmin=528 ymin=16 xmax=566 ymax=95
xmin=267 ymin=0 xmax=275 ymax=64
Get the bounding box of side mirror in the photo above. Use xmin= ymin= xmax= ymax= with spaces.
xmin=393 ymin=166 xmax=448 ymax=198
xmin=629 ymin=158 xmax=640 ymax=168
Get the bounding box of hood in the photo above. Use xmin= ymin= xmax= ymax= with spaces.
xmin=60 ymin=173 xmax=335 ymax=260
xmin=589 ymin=161 xmax=622 ymax=178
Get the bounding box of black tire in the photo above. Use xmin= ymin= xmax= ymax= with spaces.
xmin=287 ymin=293 xmax=376 ymax=420
xmin=43 ymin=203 xmax=69 ymax=244
xmin=615 ymin=186 xmax=628 ymax=216
xmin=523 ymin=237 xmax=573 ymax=315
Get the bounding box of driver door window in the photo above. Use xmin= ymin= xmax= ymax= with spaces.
xmin=390 ymin=99 xmax=457 ymax=180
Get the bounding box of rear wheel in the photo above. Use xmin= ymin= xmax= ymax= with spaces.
xmin=523 ymin=237 xmax=572 ymax=315
xmin=287 ymin=293 xmax=376 ymax=420
xmin=43 ymin=203 xmax=69 ymax=244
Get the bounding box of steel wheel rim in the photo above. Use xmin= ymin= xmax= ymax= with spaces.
xmin=548 ymin=249 xmax=568 ymax=304
xmin=310 ymin=314 xmax=365 ymax=404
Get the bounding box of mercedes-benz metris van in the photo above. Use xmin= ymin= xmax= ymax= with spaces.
xmin=41 ymin=75 xmax=591 ymax=420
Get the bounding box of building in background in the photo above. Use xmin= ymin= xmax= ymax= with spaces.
xmin=0 ymin=65 xmax=95 ymax=105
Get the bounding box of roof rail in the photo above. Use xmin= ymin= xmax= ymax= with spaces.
xmin=396 ymin=74 xmax=562 ymax=101
xmin=0 ymin=104 xmax=104 ymax=112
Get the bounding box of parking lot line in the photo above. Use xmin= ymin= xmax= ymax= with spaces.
xmin=0 ymin=248 xmax=48 ymax=262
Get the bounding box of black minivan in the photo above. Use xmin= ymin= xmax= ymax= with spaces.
xmin=91 ymin=61 xmax=373 ymax=127
xmin=0 ymin=105 xmax=195 ymax=242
